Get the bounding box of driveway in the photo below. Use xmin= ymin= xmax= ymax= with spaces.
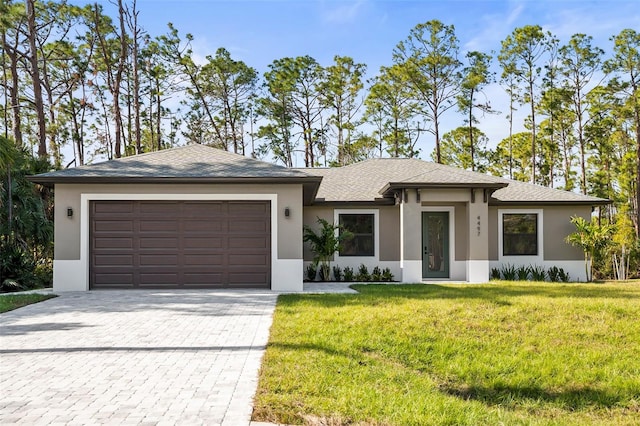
xmin=0 ymin=290 xmax=277 ymax=425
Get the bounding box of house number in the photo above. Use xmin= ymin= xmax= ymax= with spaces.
xmin=476 ymin=215 xmax=481 ymax=236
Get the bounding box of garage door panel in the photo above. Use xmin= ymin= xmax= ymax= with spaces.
xmin=183 ymin=254 xmax=224 ymax=266
xmin=138 ymin=202 xmax=181 ymax=215
xmin=139 ymin=220 xmax=179 ymax=232
xmin=94 ymin=273 xmax=133 ymax=285
xmin=139 ymin=237 xmax=179 ymax=249
xmin=94 ymin=237 xmax=133 ymax=249
xmin=183 ymin=220 xmax=223 ymax=232
xmin=139 ymin=254 xmax=179 ymax=266
xmin=94 ymin=255 xmax=134 ymax=266
xmin=94 ymin=201 xmax=134 ymax=214
xmin=94 ymin=220 xmax=134 ymax=232
xmin=229 ymin=236 xmax=269 ymax=249
xmin=183 ymin=237 xmax=223 ymax=249
xmin=90 ymin=200 xmax=271 ymax=289
xmin=228 ymin=253 xmax=268 ymax=266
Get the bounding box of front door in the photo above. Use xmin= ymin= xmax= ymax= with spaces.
xmin=422 ymin=212 xmax=449 ymax=279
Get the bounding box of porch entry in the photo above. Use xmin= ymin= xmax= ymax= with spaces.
xmin=422 ymin=211 xmax=450 ymax=279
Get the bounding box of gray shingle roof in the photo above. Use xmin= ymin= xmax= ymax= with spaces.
xmin=31 ymin=144 xmax=314 ymax=181
xmin=298 ymin=158 xmax=608 ymax=205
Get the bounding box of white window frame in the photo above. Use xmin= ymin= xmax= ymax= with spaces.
xmin=334 ymin=209 xmax=379 ymax=262
xmin=498 ymin=208 xmax=544 ymax=263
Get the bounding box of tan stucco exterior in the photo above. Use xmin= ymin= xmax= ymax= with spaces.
xmin=488 ymin=204 xmax=589 ymax=261
xmin=54 ymin=183 xmax=304 ymax=261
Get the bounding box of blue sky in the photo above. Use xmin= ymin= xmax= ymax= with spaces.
xmin=98 ymin=0 xmax=640 ymax=163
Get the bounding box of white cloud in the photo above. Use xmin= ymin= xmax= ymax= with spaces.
xmin=463 ymin=2 xmax=524 ymax=53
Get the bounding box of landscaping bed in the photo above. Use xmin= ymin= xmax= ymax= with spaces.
xmin=253 ymin=281 xmax=640 ymax=425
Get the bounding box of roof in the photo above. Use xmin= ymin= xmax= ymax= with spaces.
xmin=29 ymin=147 xmax=609 ymax=206
xmin=298 ymin=158 xmax=608 ymax=205
xmin=28 ymin=145 xmax=322 ymax=204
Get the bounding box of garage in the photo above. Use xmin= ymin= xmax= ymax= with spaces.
xmin=90 ymin=200 xmax=271 ymax=289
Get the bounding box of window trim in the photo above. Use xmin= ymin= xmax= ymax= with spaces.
xmin=334 ymin=209 xmax=379 ymax=261
xmin=498 ymin=209 xmax=544 ymax=262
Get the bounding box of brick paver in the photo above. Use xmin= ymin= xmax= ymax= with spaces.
xmin=0 ymin=290 xmax=277 ymax=425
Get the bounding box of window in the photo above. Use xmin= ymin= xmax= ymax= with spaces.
xmin=503 ymin=213 xmax=538 ymax=255
xmin=339 ymin=214 xmax=375 ymax=256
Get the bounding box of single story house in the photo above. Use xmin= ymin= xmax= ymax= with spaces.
xmin=30 ymin=144 xmax=608 ymax=292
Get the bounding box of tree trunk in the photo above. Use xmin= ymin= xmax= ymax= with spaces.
xmin=529 ymin=78 xmax=536 ymax=184
xmin=3 ymin=33 xmax=23 ymax=147
xmin=468 ymin=88 xmax=475 ymax=171
xmin=25 ymin=0 xmax=47 ymax=159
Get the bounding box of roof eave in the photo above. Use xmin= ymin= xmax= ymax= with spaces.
xmin=310 ymin=198 xmax=396 ymax=206
xmin=489 ymin=199 xmax=612 ymax=206
xmin=379 ymin=181 xmax=508 ymax=196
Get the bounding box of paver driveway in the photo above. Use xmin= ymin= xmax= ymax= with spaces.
xmin=0 ymin=290 xmax=277 ymax=425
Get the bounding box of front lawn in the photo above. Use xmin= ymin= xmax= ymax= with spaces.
xmin=0 ymin=293 xmax=57 ymax=313
xmin=253 ymin=281 xmax=640 ymax=425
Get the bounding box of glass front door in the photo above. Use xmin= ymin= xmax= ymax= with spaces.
xmin=422 ymin=212 xmax=450 ymax=279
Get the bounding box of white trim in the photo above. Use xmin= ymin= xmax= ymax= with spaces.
xmin=420 ymin=206 xmax=455 ymax=280
xmin=334 ymin=209 xmax=380 ymax=263
xmin=467 ymin=260 xmax=489 ymax=283
xmin=77 ymin=193 xmax=284 ymax=291
xmin=53 ymin=260 xmax=85 ymax=291
xmin=498 ymin=208 xmax=544 ymax=264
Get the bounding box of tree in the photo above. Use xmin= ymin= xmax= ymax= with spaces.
xmin=364 ymin=64 xmax=421 ymax=158
xmin=393 ymin=20 xmax=462 ymax=163
xmin=559 ymin=34 xmax=604 ymax=194
xmin=565 ymin=216 xmax=613 ymax=282
xmin=489 ymin=132 xmax=534 ymax=182
xmin=457 ymin=51 xmax=495 ymax=170
xmin=24 ymin=0 xmax=47 ymax=158
xmin=319 ymin=55 xmax=366 ymax=165
xmin=436 ymin=126 xmax=490 ymax=172
xmin=604 ymin=29 xmax=640 ymax=237
xmin=499 ymin=25 xmax=552 ymax=183
xmin=303 ymin=217 xmax=352 ymax=282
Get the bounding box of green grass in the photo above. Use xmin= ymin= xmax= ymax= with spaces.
xmin=253 ymin=281 xmax=640 ymax=425
xmin=0 ymin=293 xmax=57 ymax=313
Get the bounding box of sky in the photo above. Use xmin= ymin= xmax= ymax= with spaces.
xmin=93 ymin=0 xmax=640 ymax=164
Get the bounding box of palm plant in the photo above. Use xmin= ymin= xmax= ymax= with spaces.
xmin=565 ymin=216 xmax=612 ymax=282
xmin=303 ymin=217 xmax=352 ymax=282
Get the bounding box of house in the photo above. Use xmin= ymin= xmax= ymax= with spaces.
xmin=30 ymin=145 xmax=608 ymax=292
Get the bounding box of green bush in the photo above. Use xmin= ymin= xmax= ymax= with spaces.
xmin=516 ymin=265 xmax=531 ymax=281
xmin=343 ymin=267 xmax=354 ymax=282
xmin=371 ymin=266 xmax=382 ymax=281
xmin=490 ymin=267 xmax=501 ymax=280
xmin=501 ymin=264 xmax=516 ymax=280
xmin=305 ymin=263 xmax=317 ymax=281
xmin=332 ymin=265 xmax=343 ymax=282
xmin=381 ymin=267 xmax=394 ymax=282
xmin=548 ymin=266 xmax=561 ymax=282
xmin=356 ymin=264 xmax=370 ymax=282
xmin=530 ymin=265 xmax=546 ymax=281
xmin=0 ymin=240 xmax=36 ymax=291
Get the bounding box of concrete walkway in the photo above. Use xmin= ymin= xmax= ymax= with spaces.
xmin=0 ymin=290 xmax=277 ymax=425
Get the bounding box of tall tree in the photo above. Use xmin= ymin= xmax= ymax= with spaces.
xmin=604 ymin=29 xmax=640 ymax=236
xmin=457 ymin=51 xmax=495 ymax=170
xmin=319 ymin=55 xmax=366 ymax=165
xmin=559 ymin=33 xmax=604 ymax=194
xmin=24 ymin=0 xmax=46 ymax=158
xmin=499 ymin=25 xmax=552 ymax=183
xmin=436 ymin=126 xmax=490 ymax=172
xmin=393 ymin=20 xmax=462 ymax=163
xmin=364 ymin=64 xmax=421 ymax=158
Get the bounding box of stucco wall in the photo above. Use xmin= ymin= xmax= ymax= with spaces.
xmin=302 ymin=205 xmax=401 ymax=262
xmin=54 ymin=183 xmax=304 ymax=261
xmin=488 ymin=204 xmax=591 ymax=261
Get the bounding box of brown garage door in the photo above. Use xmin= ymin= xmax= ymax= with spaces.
xmin=90 ymin=200 xmax=271 ymax=289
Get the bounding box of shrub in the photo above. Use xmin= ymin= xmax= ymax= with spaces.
xmin=490 ymin=267 xmax=501 ymax=280
xmin=516 ymin=265 xmax=531 ymax=281
xmin=0 ymin=240 xmax=36 ymax=291
xmin=381 ymin=267 xmax=394 ymax=282
xmin=548 ymin=266 xmax=560 ymax=282
xmin=305 ymin=263 xmax=317 ymax=281
xmin=343 ymin=267 xmax=354 ymax=282
xmin=332 ymin=265 xmax=343 ymax=282
xmin=558 ymin=268 xmax=571 ymax=282
xmin=356 ymin=264 xmax=370 ymax=282
xmin=530 ymin=265 xmax=546 ymax=281
xmin=371 ymin=266 xmax=382 ymax=281
xmin=501 ymin=264 xmax=516 ymax=280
